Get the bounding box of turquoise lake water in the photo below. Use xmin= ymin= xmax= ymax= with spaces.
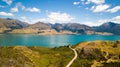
xmin=0 ymin=34 xmax=120 ymax=47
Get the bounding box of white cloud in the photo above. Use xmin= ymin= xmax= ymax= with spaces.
xmin=10 ymin=7 xmax=18 ymax=12
xmin=10 ymin=2 xmax=25 ymax=12
xmin=92 ymin=4 xmax=110 ymax=12
xmin=98 ymin=19 xmax=108 ymax=23
xmin=81 ymin=21 xmax=100 ymax=26
xmin=33 ymin=12 xmax=75 ymax=24
xmin=97 ymin=16 xmax=120 ymax=24
xmin=20 ymin=16 xmax=29 ymax=22
xmin=47 ymin=12 xmax=75 ymax=23
xmin=2 ymin=0 xmax=12 ymax=5
xmin=20 ymin=16 xmax=26 ymax=19
xmin=82 ymin=16 xmax=120 ymax=26
xmin=73 ymin=2 xmax=80 ymax=5
xmin=10 ymin=2 xmax=25 ymax=13
xmin=91 ymin=6 xmax=95 ymax=10
xmin=111 ymin=16 xmax=120 ymax=22
xmin=10 ymin=2 xmax=41 ymax=13
xmin=16 ymin=2 xmax=25 ymax=10
xmin=26 ymin=7 xmax=40 ymax=12
xmin=87 ymin=0 xmax=105 ymax=4
xmin=81 ymin=20 xmax=106 ymax=26
xmin=106 ymin=6 xmax=120 ymax=13
xmin=0 ymin=12 xmax=14 ymax=16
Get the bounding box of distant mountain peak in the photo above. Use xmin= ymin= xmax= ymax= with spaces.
xmin=101 ymin=22 xmax=117 ymax=27
xmin=0 ymin=18 xmax=29 ymax=29
xmin=106 ymin=22 xmax=116 ymax=24
xmin=94 ymin=21 xmax=120 ymax=35
xmin=6 ymin=18 xmax=13 ymax=20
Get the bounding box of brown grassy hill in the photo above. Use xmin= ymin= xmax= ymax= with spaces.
xmin=0 ymin=46 xmax=73 ymax=67
xmin=10 ymin=22 xmax=57 ymax=34
xmin=0 ymin=18 xmax=28 ymax=33
xmin=72 ymin=40 xmax=120 ymax=67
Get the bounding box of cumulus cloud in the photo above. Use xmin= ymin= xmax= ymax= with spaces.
xmin=26 ymin=7 xmax=40 ymax=12
xmin=76 ymin=0 xmax=110 ymax=13
xmin=86 ymin=0 xmax=105 ymax=5
xmin=16 ymin=2 xmax=25 ymax=10
xmin=82 ymin=16 xmax=120 ymax=26
xmin=106 ymin=6 xmax=120 ymax=13
xmin=10 ymin=7 xmax=18 ymax=12
xmin=73 ymin=2 xmax=80 ymax=5
xmin=20 ymin=16 xmax=26 ymax=19
xmin=83 ymin=0 xmax=120 ymax=13
xmin=98 ymin=19 xmax=108 ymax=23
xmin=10 ymin=2 xmax=40 ymax=13
xmin=111 ymin=16 xmax=120 ymax=22
xmin=81 ymin=21 xmax=100 ymax=26
xmin=34 ymin=12 xmax=75 ymax=24
xmin=98 ymin=16 xmax=120 ymax=24
xmin=47 ymin=12 xmax=75 ymax=23
xmin=91 ymin=4 xmax=110 ymax=12
xmin=2 ymin=0 xmax=12 ymax=5
xmin=0 ymin=12 xmax=14 ymax=16
xmin=20 ymin=16 xmax=29 ymax=22
xmin=10 ymin=2 xmax=25 ymax=13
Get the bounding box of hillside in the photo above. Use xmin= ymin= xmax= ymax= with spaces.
xmin=0 ymin=18 xmax=120 ymax=35
xmin=0 ymin=46 xmax=73 ymax=67
xmin=10 ymin=22 xmax=54 ymax=34
xmin=0 ymin=40 xmax=120 ymax=67
xmin=0 ymin=18 xmax=28 ymax=33
xmin=27 ymin=22 xmax=51 ymax=30
xmin=55 ymin=23 xmax=93 ymax=34
xmin=94 ymin=22 xmax=120 ymax=35
xmin=72 ymin=40 xmax=120 ymax=67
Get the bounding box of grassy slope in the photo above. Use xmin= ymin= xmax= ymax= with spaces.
xmin=1 ymin=40 xmax=120 ymax=67
xmin=0 ymin=46 xmax=73 ymax=67
xmin=71 ymin=40 xmax=120 ymax=67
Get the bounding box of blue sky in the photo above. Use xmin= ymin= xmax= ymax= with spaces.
xmin=0 ymin=0 xmax=120 ymax=26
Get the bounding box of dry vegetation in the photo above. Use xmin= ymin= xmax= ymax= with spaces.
xmin=0 ymin=40 xmax=120 ymax=67
xmin=0 ymin=46 xmax=73 ymax=67
xmin=72 ymin=40 xmax=120 ymax=67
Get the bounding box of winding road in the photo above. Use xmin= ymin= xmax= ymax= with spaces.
xmin=66 ymin=46 xmax=78 ymax=67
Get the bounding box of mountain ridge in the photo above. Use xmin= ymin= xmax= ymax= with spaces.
xmin=0 ymin=18 xmax=120 ymax=35
xmin=94 ymin=22 xmax=120 ymax=35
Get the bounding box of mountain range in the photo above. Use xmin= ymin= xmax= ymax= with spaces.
xmin=0 ymin=18 xmax=120 ymax=35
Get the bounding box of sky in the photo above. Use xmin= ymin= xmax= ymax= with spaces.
xmin=0 ymin=0 xmax=120 ymax=26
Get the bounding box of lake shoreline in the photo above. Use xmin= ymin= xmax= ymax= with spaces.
xmin=0 ymin=34 xmax=120 ymax=47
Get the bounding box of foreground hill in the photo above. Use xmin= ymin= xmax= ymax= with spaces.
xmin=0 ymin=40 xmax=120 ymax=67
xmin=0 ymin=46 xmax=73 ymax=67
xmin=73 ymin=40 xmax=120 ymax=67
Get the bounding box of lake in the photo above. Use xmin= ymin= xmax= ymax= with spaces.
xmin=0 ymin=34 xmax=120 ymax=47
